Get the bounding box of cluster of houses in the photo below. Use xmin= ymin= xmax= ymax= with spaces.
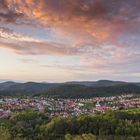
xmin=0 ymin=94 xmax=139 ymax=118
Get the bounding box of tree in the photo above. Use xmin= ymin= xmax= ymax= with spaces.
xmin=0 ymin=127 xmax=11 ymax=140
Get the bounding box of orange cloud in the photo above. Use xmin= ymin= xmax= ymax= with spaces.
xmin=3 ymin=0 xmax=138 ymax=48
xmin=2 ymin=1 xmax=108 ymax=40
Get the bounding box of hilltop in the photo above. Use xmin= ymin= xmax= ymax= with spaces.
xmin=0 ymin=80 xmax=140 ymax=98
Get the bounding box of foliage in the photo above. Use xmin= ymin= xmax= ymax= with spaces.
xmin=0 ymin=109 xmax=139 ymax=140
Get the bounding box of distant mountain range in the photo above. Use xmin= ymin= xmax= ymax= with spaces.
xmin=0 ymin=80 xmax=140 ymax=98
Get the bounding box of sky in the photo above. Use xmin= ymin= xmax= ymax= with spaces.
xmin=0 ymin=0 xmax=140 ymax=82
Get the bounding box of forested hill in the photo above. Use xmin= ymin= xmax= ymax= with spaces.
xmin=44 ymin=83 xmax=140 ymax=98
xmin=0 ymin=80 xmax=140 ymax=97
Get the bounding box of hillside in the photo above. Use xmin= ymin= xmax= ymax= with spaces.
xmin=44 ymin=83 xmax=140 ymax=98
xmin=64 ymin=80 xmax=128 ymax=87
xmin=0 ymin=80 xmax=140 ymax=97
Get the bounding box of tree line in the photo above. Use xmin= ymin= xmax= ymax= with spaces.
xmin=0 ymin=109 xmax=140 ymax=140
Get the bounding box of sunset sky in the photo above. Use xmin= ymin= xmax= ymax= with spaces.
xmin=0 ymin=0 xmax=140 ymax=82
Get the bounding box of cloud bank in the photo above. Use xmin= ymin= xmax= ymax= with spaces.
xmin=0 ymin=0 xmax=140 ymax=81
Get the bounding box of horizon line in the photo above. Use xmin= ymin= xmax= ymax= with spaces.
xmin=0 ymin=79 xmax=139 ymax=84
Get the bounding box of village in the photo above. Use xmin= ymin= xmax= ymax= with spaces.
xmin=0 ymin=94 xmax=140 ymax=118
